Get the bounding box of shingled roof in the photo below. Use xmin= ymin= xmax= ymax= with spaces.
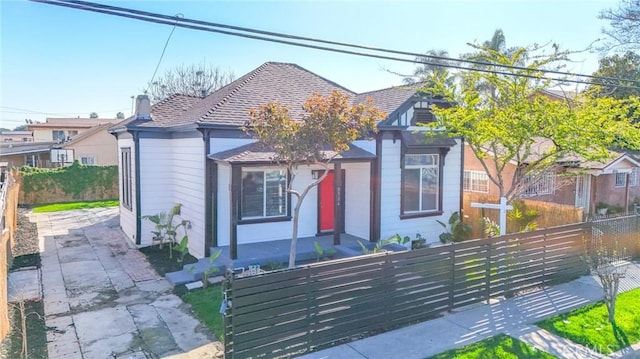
xmin=119 ymin=62 xmax=420 ymax=130
xmin=209 ymin=142 xmax=375 ymax=164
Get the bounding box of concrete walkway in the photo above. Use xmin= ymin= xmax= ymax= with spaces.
xmin=299 ymin=262 xmax=640 ymax=359
xmin=30 ymin=207 xmax=222 ymax=359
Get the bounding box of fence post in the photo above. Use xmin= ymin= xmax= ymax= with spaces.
xmin=485 ymin=241 xmax=492 ymax=301
xmin=222 ymin=270 xmax=233 ymax=359
xmin=448 ymin=244 xmax=455 ymax=312
xmin=542 ymin=232 xmax=547 ymax=282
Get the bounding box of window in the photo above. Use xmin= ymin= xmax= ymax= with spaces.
xmin=464 ymin=170 xmax=489 ymax=193
xmin=121 ymin=148 xmax=132 ymax=210
xmin=241 ymin=169 xmax=287 ymax=220
xmin=614 ymin=169 xmax=637 ymax=187
xmin=68 ymin=130 xmax=78 ymax=137
xmin=52 ymin=130 xmax=65 ymax=142
xmin=402 ymin=153 xmax=440 ymax=215
xmin=80 ymin=156 xmax=96 ymax=165
xmin=3 ymin=138 xmax=12 ymax=142
xmin=25 ymin=154 xmax=37 ymax=167
xmin=523 ymin=171 xmax=555 ymax=196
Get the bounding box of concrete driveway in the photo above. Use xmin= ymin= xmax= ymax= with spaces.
xmin=30 ymin=207 xmax=222 ymax=359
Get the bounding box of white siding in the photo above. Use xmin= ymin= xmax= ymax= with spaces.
xmin=344 ymin=162 xmax=371 ymax=239
xmin=171 ymin=135 xmax=206 ymax=258
xmin=379 ymin=137 xmax=462 ymax=245
xmin=139 ymin=138 xmax=175 ymax=247
xmin=117 ymin=137 xmax=136 ymax=244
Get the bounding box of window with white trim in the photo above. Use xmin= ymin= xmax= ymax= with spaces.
xmin=80 ymin=156 xmax=96 ymax=165
xmin=523 ymin=170 xmax=556 ymax=196
xmin=402 ymin=153 xmax=440 ymax=214
xmin=463 ymin=170 xmax=489 ymax=193
xmin=241 ymin=169 xmax=287 ymax=219
xmin=52 ymin=130 xmax=65 ymax=142
xmin=121 ymin=148 xmax=132 ymax=210
xmin=614 ymin=169 xmax=637 ymax=187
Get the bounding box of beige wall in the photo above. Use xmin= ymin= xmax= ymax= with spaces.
xmin=32 ymin=127 xmax=90 ymax=142
xmin=1 ymin=133 xmax=33 ymax=142
xmin=65 ymin=129 xmax=118 ymax=165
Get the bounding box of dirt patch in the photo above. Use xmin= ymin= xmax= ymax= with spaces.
xmin=12 ymin=208 xmax=40 ymax=260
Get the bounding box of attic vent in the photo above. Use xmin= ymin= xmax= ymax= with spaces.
xmin=412 ymin=108 xmax=435 ymax=125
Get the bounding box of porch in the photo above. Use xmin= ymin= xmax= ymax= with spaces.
xmin=166 ymin=233 xmax=372 ymax=286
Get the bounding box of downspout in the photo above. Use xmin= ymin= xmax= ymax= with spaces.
xmin=132 ymin=130 xmax=142 ymax=245
xmin=202 ymin=129 xmax=214 ymax=256
xmin=371 ymin=133 xmax=382 ymax=242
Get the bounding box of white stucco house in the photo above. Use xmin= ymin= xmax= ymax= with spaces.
xmin=111 ymin=62 xmax=464 ymax=259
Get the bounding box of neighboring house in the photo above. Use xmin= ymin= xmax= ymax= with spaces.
xmin=0 ymin=142 xmax=55 ymax=167
xmin=28 ymin=118 xmax=119 ymax=142
xmin=1 ymin=131 xmax=33 ymax=143
xmin=51 ymin=123 xmax=118 ymax=166
xmin=111 ymin=62 xmax=463 ymax=259
xmin=463 ymin=141 xmax=640 ymax=216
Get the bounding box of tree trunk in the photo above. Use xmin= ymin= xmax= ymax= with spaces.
xmin=289 ymin=201 xmax=303 ymax=268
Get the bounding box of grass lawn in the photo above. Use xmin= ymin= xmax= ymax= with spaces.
xmin=536 ymin=287 xmax=640 ymax=354
xmin=180 ymin=285 xmax=224 ymax=340
xmin=427 ymin=334 xmax=556 ymax=359
xmin=32 ymin=200 xmax=119 ymax=213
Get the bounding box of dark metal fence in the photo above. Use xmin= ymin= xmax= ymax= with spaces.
xmin=222 ymin=222 xmax=595 ymax=358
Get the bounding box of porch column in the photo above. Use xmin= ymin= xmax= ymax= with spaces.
xmin=334 ymin=162 xmax=342 ymax=245
xmin=230 ymin=165 xmax=240 ymax=260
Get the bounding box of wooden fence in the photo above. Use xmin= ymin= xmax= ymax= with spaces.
xmin=463 ymin=193 xmax=584 ymax=238
xmin=222 ymin=222 xmax=590 ymax=358
xmin=0 ymin=172 xmax=20 ymax=341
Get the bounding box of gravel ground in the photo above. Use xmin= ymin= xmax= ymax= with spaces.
xmin=12 ymin=208 xmax=40 ymax=258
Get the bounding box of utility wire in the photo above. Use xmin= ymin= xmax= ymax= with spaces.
xmin=144 ymin=13 xmax=183 ymax=94
xmin=61 ymin=0 xmax=640 ymax=87
xmin=31 ymin=0 xmax=640 ymax=90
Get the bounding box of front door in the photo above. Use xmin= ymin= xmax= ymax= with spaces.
xmin=575 ymin=174 xmax=591 ymax=210
xmin=319 ymin=171 xmax=335 ymax=233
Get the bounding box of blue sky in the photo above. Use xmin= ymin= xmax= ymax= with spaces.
xmin=1 ymin=0 xmax=617 ymax=129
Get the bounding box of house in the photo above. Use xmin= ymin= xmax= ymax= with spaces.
xmin=463 ymin=140 xmax=640 ymax=216
xmin=28 ymin=117 xmax=119 ymax=142
xmin=0 ymin=141 xmax=55 ymax=167
xmin=111 ymin=62 xmax=463 ymax=259
xmin=51 ymin=123 xmax=118 ymax=166
xmin=0 ymin=130 xmax=33 ymax=143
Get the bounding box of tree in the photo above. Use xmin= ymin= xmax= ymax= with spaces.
xmin=428 ymin=44 xmax=640 ymax=203
xmin=146 ymin=63 xmax=235 ymax=103
xmin=403 ymin=49 xmax=456 ymax=97
xmin=586 ymin=51 xmax=640 ymax=99
xmin=599 ymin=0 xmax=640 ymax=51
xmin=586 ymin=227 xmax=631 ymax=325
xmin=89 ymin=112 xmax=98 ymax=119
xmin=116 ymin=112 xmax=125 ymax=119
xmin=245 ymin=90 xmax=385 ymax=267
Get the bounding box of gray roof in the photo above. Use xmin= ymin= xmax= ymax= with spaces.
xmin=355 ymin=86 xmax=417 ymax=116
xmin=118 ymin=62 xmax=421 ymax=130
xmin=0 ymin=142 xmax=54 ymax=156
xmin=209 ymin=142 xmax=375 ymax=164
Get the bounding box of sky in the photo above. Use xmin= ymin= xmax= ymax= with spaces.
xmin=0 ymin=0 xmax=619 ymax=129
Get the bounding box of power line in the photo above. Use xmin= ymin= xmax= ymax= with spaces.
xmin=0 ymin=106 xmax=129 ymax=116
xmin=144 ymin=13 xmax=183 ymax=94
xmin=61 ymin=0 xmax=640 ymax=87
xmin=31 ymin=0 xmax=640 ymax=90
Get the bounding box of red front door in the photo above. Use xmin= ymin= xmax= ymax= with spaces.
xmin=319 ymin=171 xmax=335 ymax=232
